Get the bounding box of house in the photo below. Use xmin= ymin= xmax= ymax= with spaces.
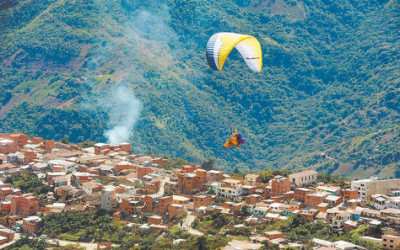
xmin=11 ymin=194 xmax=39 ymax=217
xmin=0 ymin=186 xmax=21 ymax=200
xmin=332 ymin=212 xmax=351 ymax=230
xmin=209 ymin=182 xmax=221 ymax=194
xmin=344 ymin=220 xmax=358 ymax=231
xmin=0 ymin=201 xmax=11 ymax=215
xmin=94 ymin=143 xmax=111 ymax=155
xmin=71 ymin=172 xmax=97 ymax=187
xmin=0 ymin=227 xmax=14 ymax=244
xmin=145 ymin=178 xmax=160 ymax=194
xmin=148 ymin=215 xmax=162 ymax=224
xmin=168 ymin=204 xmax=185 ymax=219
xmin=0 ymin=140 xmax=18 ymax=154
xmin=301 ymin=207 xmax=319 ymax=220
xmin=246 ymin=194 xmax=261 ymax=205
xmin=217 ymin=186 xmax=243 ymax=199
xmin=266 ymin=213 xmax=281 ymax=222
xmin=253 ymin=206 xmax=269 ymax=217
xmin=222 ymin=179 xmax=245 ymax=187
xmin=361 ymin=208 xmax=381 ymax=219
xmin=325 ymin=195 xmax=343 ymax=207
xmin=294 ymin=188 xmax=315 ymax=202
xmin=48 ymin=160 xmax=76 ymax=173
xmin=223 ymin=202 xmax=243 ymax=211
xmin=269 ymin=203 xmax=283 ymax=213
xmin=115 ymin=161 xmax=134 ymax=172
xmin=22 ymin=216 xmax=42 ymax=234
xmin=381 ymin=208 xmax=400 ymax=225
xmin=194 ymin=169 xmax=208 ymax=191
xmin=41 ymin=140 xmax=56 ymax=151
xmin=270 ymin=176 xmax=290 ymax=197
xmin=343 ymin=189 xmax=358 ymax=202
xmin=181 ymin=165 xmax=201 ymax=173
xmin=382 ymin=235 xmax=400 ymax=250
xmin=313 ymin=239 xmax=365 ymax=250
xmin=23 ymin=151 xmax=37 ymax=164
xmin=149 ymin=224 xmax=168 ymax=233
xmin=207 ymin=170 xmax=225 ymax=181
xmin=141 ymin=194 xmax=161 ymax=213
xmin=81 ymin=182 xmax=103 ymax=194
xmin=241 ymin=186 xmax=258 ymax=196
xmin=305 ymin=192 xmax=329 ymax=207
xmin=193 ymin=195 xmax=213 ymax=211
xmin=245 ymin=174 xmax=261 ymax=186
xmin=172 ymin=195 xmax=190 ymax=207
xmin=351 ymin=176 xmax=400 ymax=204
xmin=317 ymin=185 xmax=341 ymax=196
xmin=158 ymin=196 xmax=173 ymax=215
xmin=289 ymin=170 xmax=318 ymax=187
xmin=317 ymin=203 xmax=329 ymax=213
xmin=265 ymin=231 xmax=284 ymax=240
xmin=101 ymin=188 xmax=115 ymax=211
xmin=121 ymin=196 xmax=142 ymax=215
xmin=177 ymin=173 xmax=196 ymax=193
xmin=0 ymin=133 xmax=28 ymax=147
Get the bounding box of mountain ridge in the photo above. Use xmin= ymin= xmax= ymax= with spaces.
xmin=0 ymin=0 xmax=399 ymax=176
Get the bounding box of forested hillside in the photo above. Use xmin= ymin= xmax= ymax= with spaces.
xmin=0 ymin=0 xmax=399 ymax=176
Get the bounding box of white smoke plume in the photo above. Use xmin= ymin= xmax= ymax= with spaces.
xmin=103 ymin=85 xmax=142 ymax=145
xmin=82 ymin=1 xmax=177 ymax=146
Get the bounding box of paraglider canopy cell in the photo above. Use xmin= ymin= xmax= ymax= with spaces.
xmin=206 ymin=32 xmax=262 ymax=72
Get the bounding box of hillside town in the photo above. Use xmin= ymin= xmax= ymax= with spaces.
xmin=0 ymin=133 xmax=399 ymax=249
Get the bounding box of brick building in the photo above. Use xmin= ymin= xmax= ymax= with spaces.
xmin=41 ymin=140 xmax=56 ymax=151
xmin=245 ymin=174 xmax=261 ymax=186
xmin=382 ymin=235 xmax=400 ymax=249
xmin=10 ymin=194 xmax=39 ymax=217
xmin=94 ymin=143 xmax=111 ymax=155
xmin=343 ymin=189 xmax=358 ymax=202
xmin=22 ymin=216 xmax=42 ymax=234
xmin=0 ymin=139 xmax=18 ymax=154
xmin=178 ymin=173 xmax=196 ymax=193
xmin=270 ymin=176 xmax=290 ymax=197
xmin=294 ymin=188 xmax=315 ymax=202
xmin=193 ymin=195 xmax=213 ymax=210
xmin=305 ymin=192 xmax=329 ymax=207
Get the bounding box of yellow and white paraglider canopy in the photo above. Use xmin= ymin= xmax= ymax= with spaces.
xmin=206 ymin=32 xmax=262 ymax=72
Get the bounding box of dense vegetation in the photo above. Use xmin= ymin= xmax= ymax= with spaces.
xmin=39 ymin=209 xmax=228 ymax=249
xmin=5 ymin=174 xmax=49 ymax=196
xmin=11 ymin=235 xmax=48 ymax=250
xmin=0 ymin=0 xmax=399 ymax=176
xmin=40 ymin=210 xmax=129 ymax=242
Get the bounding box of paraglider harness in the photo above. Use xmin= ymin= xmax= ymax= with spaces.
xmin=231 ymin=128 xmax=246 ymax=144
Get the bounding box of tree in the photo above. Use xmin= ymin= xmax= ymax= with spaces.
xmin=12 ymin=235 xmax=48 ymax=250
xmin=241 ymin=205 xmax=251 ymax=216
xmin=60 ymin=137 xmax=69 ymax=144
xmin=201 ymin=158 xmax=216 ymax=171
xmin=395 ymin=167 xmax=400 ymax=178
xmin=195 ymin=236 xmax=208 ymax=250
xmin=80 ymin=140 xmax=94 ymax=148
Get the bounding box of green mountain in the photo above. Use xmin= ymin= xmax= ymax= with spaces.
xmin=0 ymin=0 xmax=399 ymax=176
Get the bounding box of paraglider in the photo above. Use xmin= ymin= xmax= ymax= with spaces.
xmin=206 ymin=32 xmax=260 ymax=148
xmin=223 ymin=129 xmax=247 ymax=149
xmin=206 ymin=32 xmax=262 ymax=72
